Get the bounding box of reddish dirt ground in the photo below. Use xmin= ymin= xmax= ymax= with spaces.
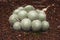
xmin=0 ymin=0 xmax=60 ymax=40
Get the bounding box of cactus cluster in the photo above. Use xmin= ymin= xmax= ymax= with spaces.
xmin=9 ymin=5 xmax=49 ymax=31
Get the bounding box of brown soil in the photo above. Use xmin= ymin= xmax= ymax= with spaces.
xmin=0 ymin=0 xmax=60 ymax=40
